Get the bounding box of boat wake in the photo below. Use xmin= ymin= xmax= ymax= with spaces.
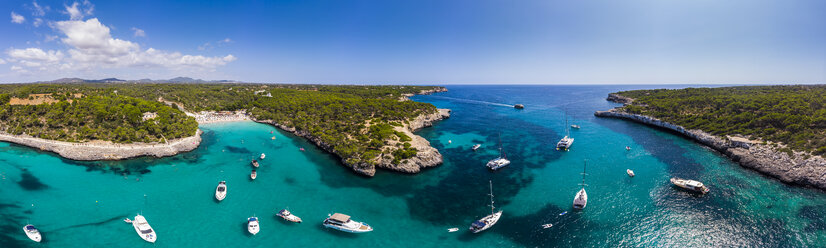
xmin=424 ymin=96 xmax=514 ymax=108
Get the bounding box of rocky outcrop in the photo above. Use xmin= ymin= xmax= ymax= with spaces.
xmin=596 ymin=96 xmax=826 ymax=190
xmin=606 ymin=93 xmax=634 ymax=104
xmin=373 ymin=108 xmax=451 ymax=174
xmin=254 ymin=108 xmax=451 ymax=176
xmin=0 ymin=130 xmax=202 ymax=160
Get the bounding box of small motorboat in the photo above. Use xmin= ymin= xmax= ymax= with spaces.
xmin=270 ymin=131 xmax=273 ymax=134
xmin=626 ymin=146 xmax=631 ymax=151
xmin=23 ymin=224 xmax=41 ymax=242
xmin=251 ymin=170 xmax=257 ymax=180
xmin=448 ymin=140 xmax=452 ymax=144
xmin=124 ymin=218 xmax=133 ymax=223
xmin=559 ymin=211 xmax=567 ymax=216
xmin=627 ymin=169 xmax=635 ymax=177
xmin=472 ymin=144 xmax=481 ymax=151
xmin=277 ymin=209 xmax=302 ymax=223
xmin=132 ymin=215 xmax=156 ymax=243
xmin=671 ymin=177 xmax=710 ymax=194
xmin=251 ymin=159 xmax=259 ymax=168
xmin=571 ymin=124 xmax=581 ymax=129
xmin=323 ymin=213 xmax=373 ymax=233
xmin=215 ymin=181 xmax=227 ymax=201
xmin=542 ymin=223 xmax=553 ymax=229
xmin=271 ymin=136 xmax=275 ymax=140
xmin=514 ymin=104 xmax=524 ymax=109
xmin=260 ymin=153 xmax=266 ymax=160
xmin=248 ymin=217 xmax=260 ymax=235
xmin=300 ymin=148 xmax=305 ymax=151
xmin=447 ymin=228 xmax=459 ymax=232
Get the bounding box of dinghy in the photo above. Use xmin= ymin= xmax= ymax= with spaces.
xmin=448 ymin=228 xmax=459 ymax=232
xmin=260 ymin=153 xmax=266 ymax=160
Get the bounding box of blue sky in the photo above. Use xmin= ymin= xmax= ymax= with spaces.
xmin=1 ymin=0 xmax=824 ymax=84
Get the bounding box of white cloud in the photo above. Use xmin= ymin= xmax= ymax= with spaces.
xmin=64 ymin=1 xmax=93 ymax=20
xmin=131 ymin=27 xmax=145 ymax=37
xmin=44 ymin=35 xmax=58 ymax=42
xmin=33 ymin=18 xmax=43 ymax=27
xmin=220 ymin=38 xmax=232 ymax=44
xmin=32 ymin=1 xmax=46 ymax=16
xmin=198 ymin=42 xmax=211 ymax=51
xmin=11 ymin=12 xmax=25 ymax=24
xmin=0 ymin=58 xmax=6 ymax=64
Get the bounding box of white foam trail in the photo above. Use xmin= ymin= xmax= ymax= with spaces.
xmin=425 ymin=95 xmax=514 ymax=107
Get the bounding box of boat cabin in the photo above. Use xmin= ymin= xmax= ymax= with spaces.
xmin=328 ymin=213 xmax=351 ymax=224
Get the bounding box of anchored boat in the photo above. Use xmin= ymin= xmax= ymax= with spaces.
xmin=472 ymin=144 xmax=481 ymax=151
xmin=260 ymin=153 xmax=266 ymax=160
xmin=486 ymin=134 xmax=510 ymax=170
xmin=323 ymin=213 xmax=373 ymax=233
xmin=469 ymin=180 xmax=502 ymax=233
xmin=277 ymin=209 xmax=303 ymax=223
xmin=250 ymin=170 xmax=257 ymax=180
xmin=627 ymin=169 xmax=635 ymax=177
xmin=557 ymin=114 xmax=574 ymax=151
xmin=248 ymin=217 xmax=260 ymax=235
xmin=23 ymin=224 xmax=41 ymax=242
xmin=573 ymin=160 xmax=588 ymax=210
xmin=671 ymin=178 xmax=709 ymax=194
xmin=132 ymin=215 xmax=156 ymax=243
xmin=251 ymin=159 xmax=259 ymax=168
xmin=215 ymin=181 xmax=227 ymax=201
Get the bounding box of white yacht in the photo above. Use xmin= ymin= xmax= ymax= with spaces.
xmin=215 ymin=181 xmax=227 ymax=201
xmin=470 ymin=180 xmax=502 ymax=233
xmin=251 ymin=170 xmax=257 ymax=180
xmin=573 ymin=160 xmax=588 ymax=210
xmin=132 ymin=215 xmax=156 ymax=243
xmin=472 ymin=144 xmax=481 ymax=151
xmin=248 ymin=217 xmax=260 ymax=235
xmin=22 ymin=224 xmax=41 ymax=242
xmin=671 ymin=178 xmax=710 ymax=194
xmin=557 ymin=114 xmax=574 ymax=151
xmin=323 ymin=213 xmax=373 ymax=233
xmin=260 ymin=153 xmax=266 ymax=160
xmin=277 ymin=209 xmax=303 ymax=223
xmin=486 ymin=134 xmax=510 ymax=170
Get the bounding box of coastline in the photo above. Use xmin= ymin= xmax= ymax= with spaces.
xmin=595 ymin=94 xmax=826 ymax=190
xmin=0 ymin=130 xmax=202 ymax=160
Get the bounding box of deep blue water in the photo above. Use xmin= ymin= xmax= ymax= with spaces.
xmin=1 ymin=85 xmax=825 ymax=247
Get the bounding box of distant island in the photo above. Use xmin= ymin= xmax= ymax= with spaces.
xmin=595 ymin=85 xmax=826 ymax=190
xmin=0 ymin=79 xmax=449 ymax=176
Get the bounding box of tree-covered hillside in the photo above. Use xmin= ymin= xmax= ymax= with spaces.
xmin=0 ymin=83 xmax=443 ymax=168
xmin=614 ymin=85 xmax=826 ymax=155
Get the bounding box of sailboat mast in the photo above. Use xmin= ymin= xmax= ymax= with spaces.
xmin=581 ymin=160 xmax=587 ymax=186
xmin=498 ymin=133 xmax=506 ymax=158
xmin=489 ymin=180 xmax=495 ymax=214
xmin=565 ymin=113 xmax=570 ymax=137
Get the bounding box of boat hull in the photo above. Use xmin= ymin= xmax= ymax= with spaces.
xmin=573 ymin=188 xmax=588 ymax=209
xmin=23 ymin=226 xmax=41 ymax=242
xmin=132 ymin=215 xmax=156 ymax=243
xmin=470 ymin=211 xmax=502 ymax=233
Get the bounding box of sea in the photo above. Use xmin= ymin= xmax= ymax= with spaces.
xmin=1 ymin=85 xmax=825 ymax=248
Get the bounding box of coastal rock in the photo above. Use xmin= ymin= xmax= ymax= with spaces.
xmin=606 ymin=93 xmax=634 ymax=104
xmin=254 ymin=108 xmax=451 ymax=176
xmin=0 ymin=130 xmax=202 ymax=161
xmin=595 ymin=98 xmax=826 ymax=191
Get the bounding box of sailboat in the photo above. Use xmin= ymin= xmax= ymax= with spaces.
xmin=469 ymin=180 xmax=502 ymax=233
xmin=486 ymin=134 xmax=511 ymax=170
xmin=556 ymin=113 xmax=574 ymax=151
xmin=573 ymin=160 xmax=588 ymax=210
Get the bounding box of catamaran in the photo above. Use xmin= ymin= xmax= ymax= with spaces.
xmin=671 ymin=178 xmax=710 ymax=194
xmin=22 ymin=224 xmax=41 ymax=242
xmin=248 ymin=217 xmax=260 ymax=235
xmin=323 ymin=213 xmax=373 ymax=233
xmin=573 ymin=160 xmax=588 ymax=210
xmin=215 ymin=181 xmax=227 ymax=201
xmin=132 ymin=214 xmax=156 ymax=243
xmin=557 ymin=114 xmax=574 ymax=151
xmin=277 ymin=209 xmax=303 ymax=223
xmin=470 ymin=180 xmax=502 ymax=233
xmin=486 ymin=134 xmax=510 ymax=170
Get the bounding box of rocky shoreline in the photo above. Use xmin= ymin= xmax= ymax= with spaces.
xmin=595 ymin=95 xmax=826 ymax=190
xmin=0 ymin=130 xmax=202 ymax=161
xmin=255 ymin=108 xmax=451 ymax=176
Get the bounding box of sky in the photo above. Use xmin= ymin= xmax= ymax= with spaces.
xmin=1 ymin=0 xmax=824 ymax=84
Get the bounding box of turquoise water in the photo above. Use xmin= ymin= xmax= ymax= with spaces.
xmin=2 ymin=85 xmax=826 ymax=247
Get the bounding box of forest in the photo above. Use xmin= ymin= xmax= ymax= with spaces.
xmin=614 ymin=85 xmax=826 ymax=155
xmin=0 ymin=82 xmax=443 ymax=166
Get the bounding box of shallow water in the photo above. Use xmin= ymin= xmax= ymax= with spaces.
xmin=1 ymin=85 xmax=825 ymax=247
